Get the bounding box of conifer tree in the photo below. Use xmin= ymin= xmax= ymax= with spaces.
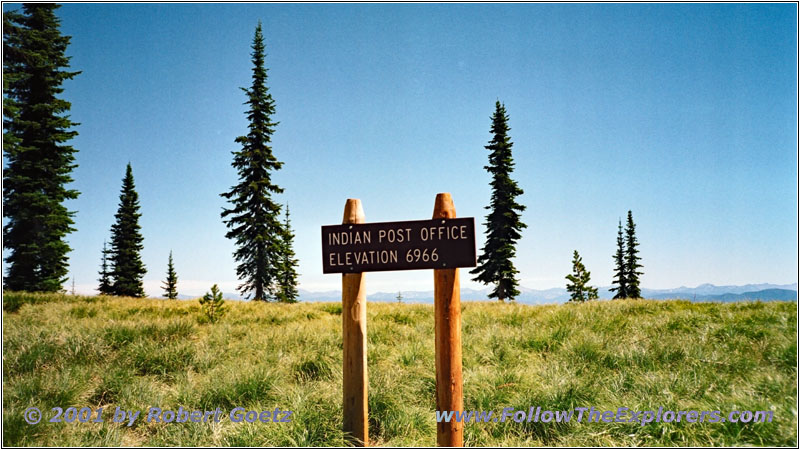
xmin=220 ymin=23 xmax=285 ymax=301
xmin=97 ymin=241 xmax=113 ymax=295
xmin=276 ymin=205 xmax=299 ymax=303
xmin=565 ymin=250 xmax=598 ymax=302
xmin=200 ymin=284 xmax=227 ymax=323
xmin=624 ymin=210 xmax=643 ymax=298
xmin=3 ymin=4 xmax=80 ymax=292
xmin=610 ymin=220 xmax=628 ymax=299
xmin=109 ymin=163 xmax=146 ymax=297
xmin=162 ymin=250 xmax=178 ymax=299
xmin=471 ymin=101 xmax=527 ymax=301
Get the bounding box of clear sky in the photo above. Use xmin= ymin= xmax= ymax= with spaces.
xmin=4 ymin=3 xmax=797 ymax=297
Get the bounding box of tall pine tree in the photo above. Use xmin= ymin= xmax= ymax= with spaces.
xmin=470 ymin=101 xmax=527 ymax=302
xmin=624 ymin=210 xmax=643 ymax=298
xmin=109 ymin=163 xmax=146 ymax=297
xmin=162 ymin=250 xmax=178 ymax=299
xmin=3 ymin=4 xmax=80 ymax=292
xmin=97 ymin=241 xmax=113 ymax=295
xmin=609 ymin=220 xmax=628 ymax=299
xmin=276 ymin=205 xmax=299 ymax=303
xmin=565 ymin=250 xmax=598 ymax=302
xmin=220 ymin=23 xmax=285 ymax=301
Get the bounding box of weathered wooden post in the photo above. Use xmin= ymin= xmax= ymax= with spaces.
xmin=323 ymin=195 xmax=475 ymax=447
xmin=432 ymin=193 xmax=464 ymax=447
xmin=341 ymin=199 xmax=369 ymax=447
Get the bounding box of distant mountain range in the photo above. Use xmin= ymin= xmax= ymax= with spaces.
xmin=645 ymin=288 xmax=798 ymax=302
xmin=178 ymin=283 xmax=797 ymax=304
xmin=297 ymin=283 xmax=798 ymax=304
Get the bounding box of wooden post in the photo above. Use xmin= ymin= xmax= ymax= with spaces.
xmin=433 ymin=193 xmax=464 ymax=447
xmin=342 ymin=199 xmax=368 ymax=447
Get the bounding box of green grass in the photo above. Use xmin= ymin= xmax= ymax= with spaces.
xmin=2 ymin=292 xmax=796 ymax=446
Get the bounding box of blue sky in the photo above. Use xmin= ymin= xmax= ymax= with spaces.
xmin=4 ymin=3 xmax=797 ymax=297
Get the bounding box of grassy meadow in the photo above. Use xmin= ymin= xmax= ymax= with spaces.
xmin=2 ymin=292 xmax=797 ymax=446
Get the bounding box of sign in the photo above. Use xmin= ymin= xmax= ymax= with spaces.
xmin=322 ymin=217 xmax=476 ymax=273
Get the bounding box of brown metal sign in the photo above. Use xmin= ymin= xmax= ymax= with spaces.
xmin=322 ymin=217 xmax=477 ymax=273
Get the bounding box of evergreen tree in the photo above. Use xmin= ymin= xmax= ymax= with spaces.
xmin=610 ymin=220 xmax=628 ymax=299
xmin=220 ymin=23 xmax=285 ymax=301
xmin=109 ymin=163 xmax=146 ymax=297
xmin=565 ymin=250 xmax=598 ymax=302
xmin=97 ymin=241 xmax=113 ymax=295
xmin=624 ymin=210 xmax=643 ymax=298
xmin=470 ymin=101 xmax=527 ymax=302
xmin=276 ymin=205 xmax=299 ymax=303
xmin=200 ymin=284 xmax=227 ymax=323
xmin=162 ymin=250 xmax=178 ymax=299
xmin=3 ymin=4 xmax=80 ymax=292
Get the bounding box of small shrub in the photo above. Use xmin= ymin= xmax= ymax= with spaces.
xmin=199 ymin=284 xmax=227 ymax=323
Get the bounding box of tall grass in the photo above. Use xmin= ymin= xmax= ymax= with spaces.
xmin=2 ymin=292 xmax=796 ymax=446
